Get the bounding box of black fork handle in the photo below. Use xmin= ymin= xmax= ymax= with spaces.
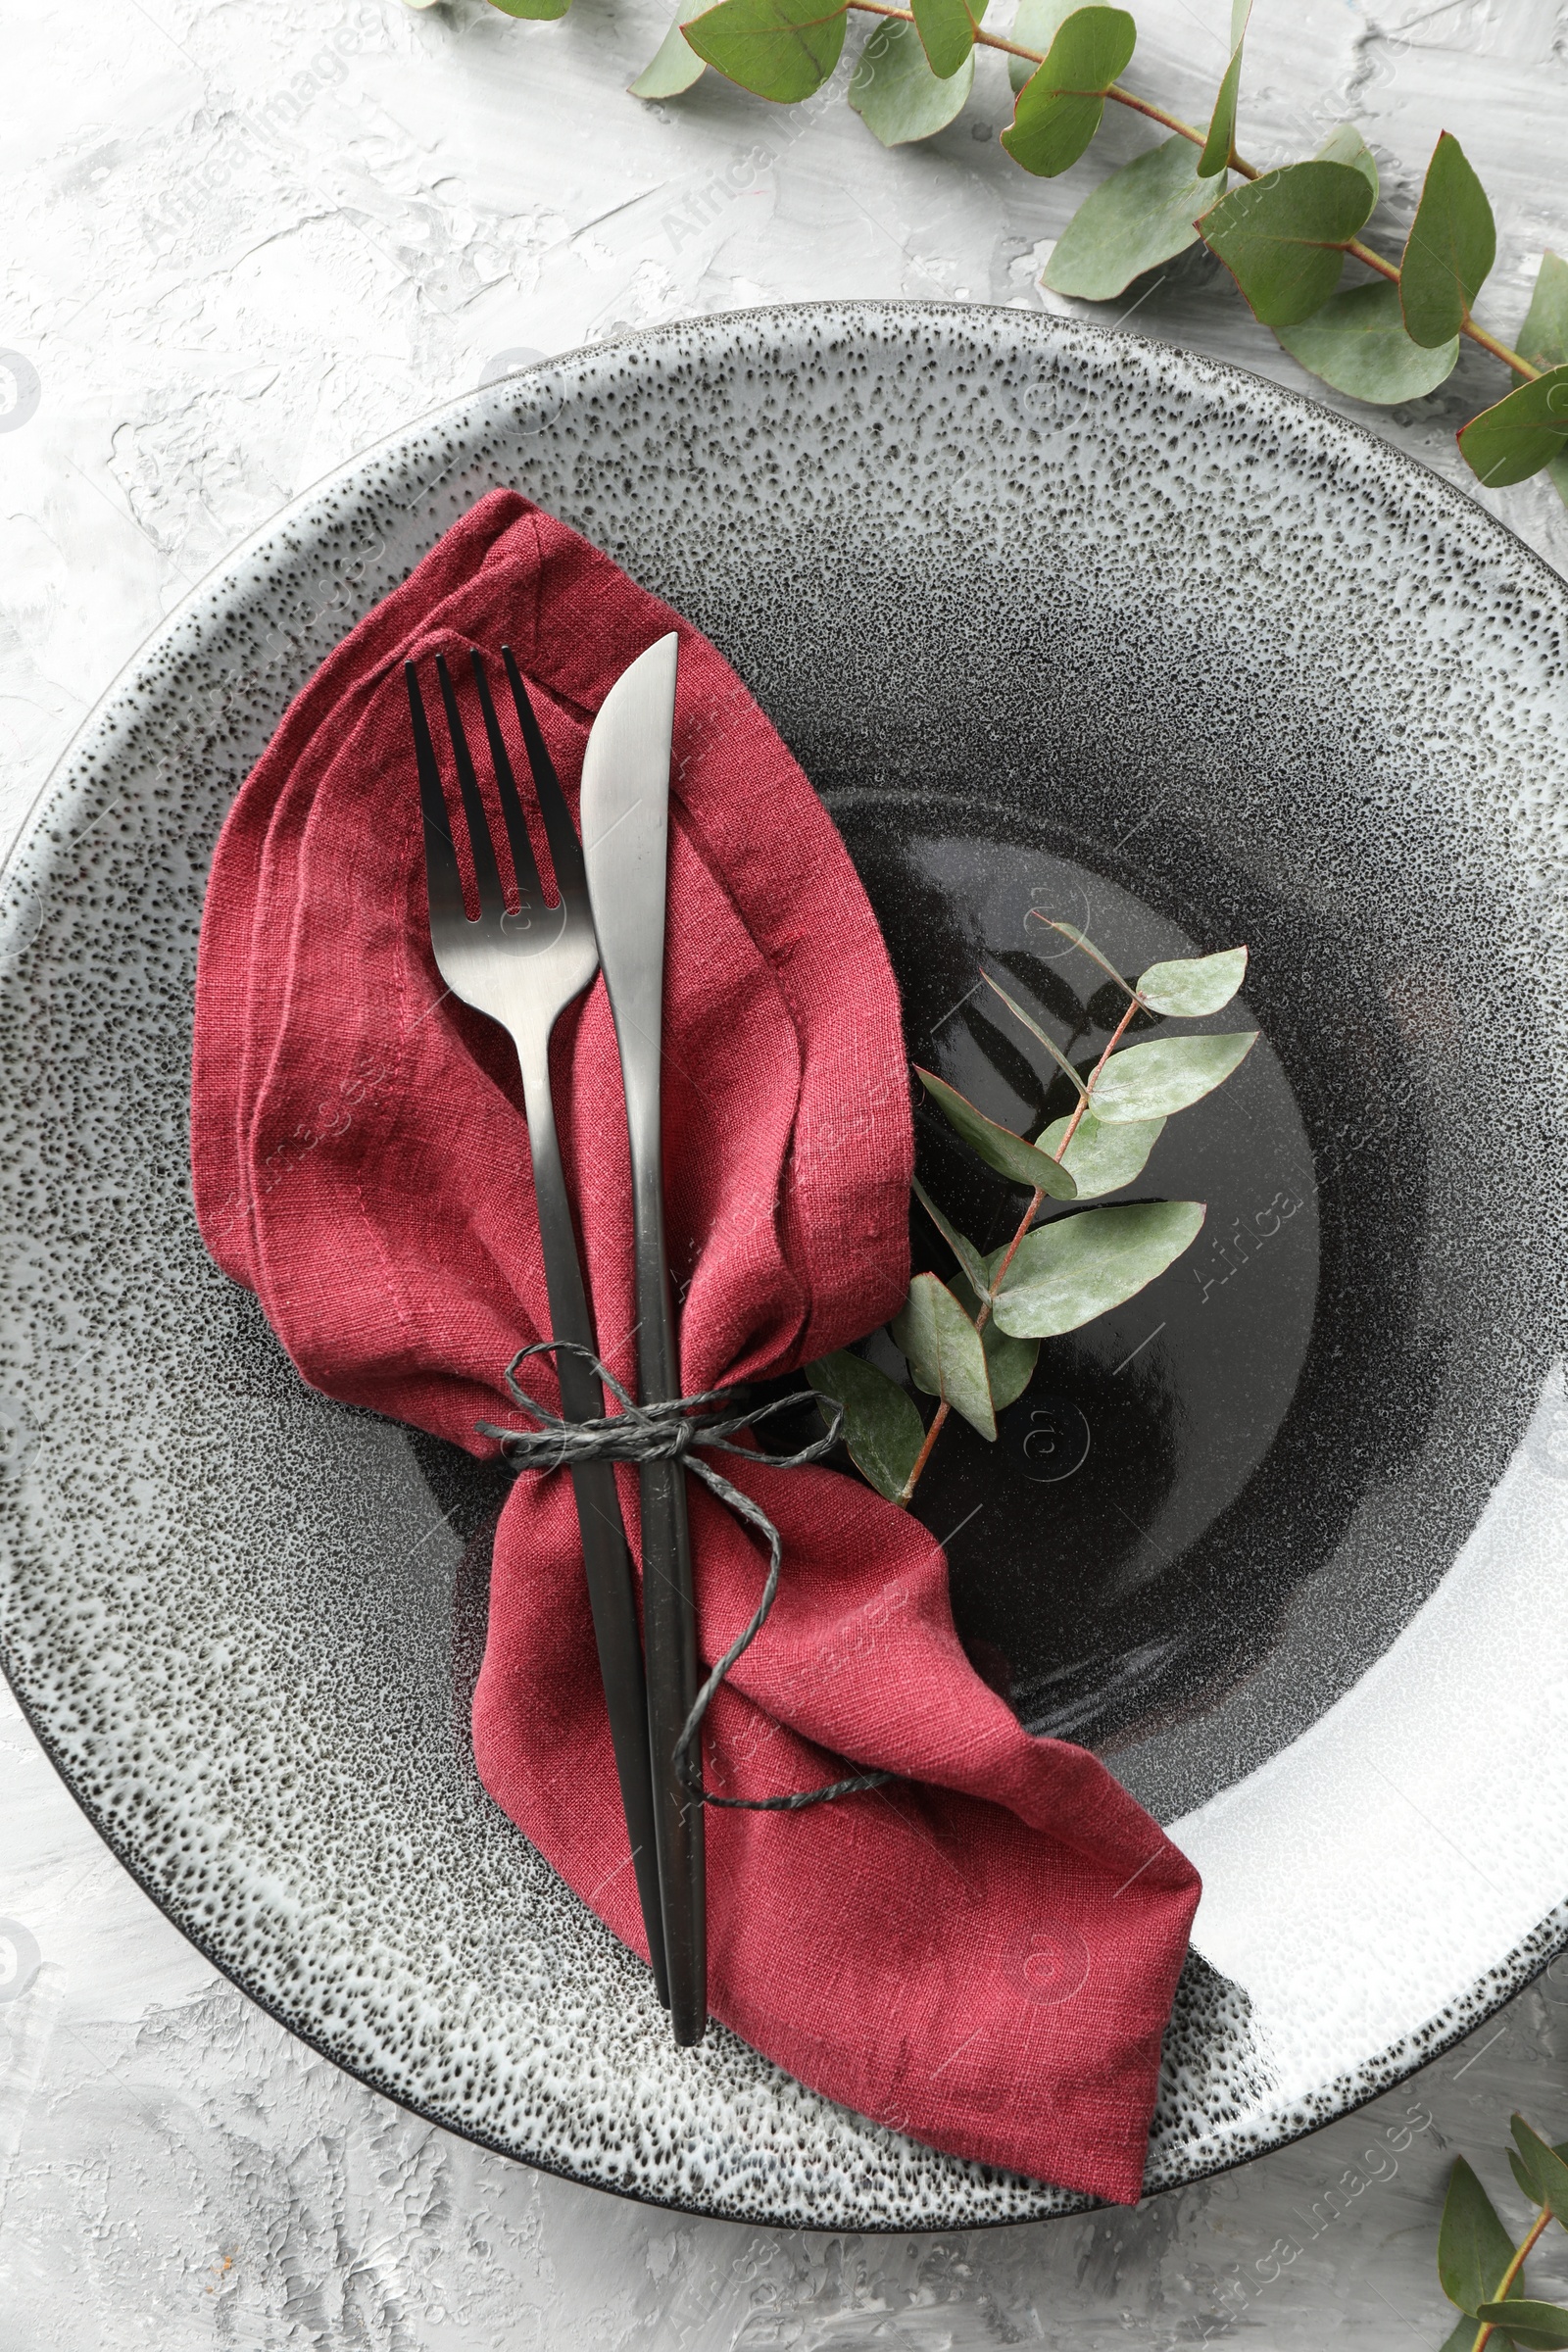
xmin=514 ymin=1040 xmax=669 ymax=2007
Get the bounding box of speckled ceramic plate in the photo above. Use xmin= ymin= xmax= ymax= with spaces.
xmin=2 ymin=304 xmax=1566 ymax=2230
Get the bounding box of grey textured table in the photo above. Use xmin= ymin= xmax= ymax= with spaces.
xmin=3 ymin=0 xmax=1568 ymax=2340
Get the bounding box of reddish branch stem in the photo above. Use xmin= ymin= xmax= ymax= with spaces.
xmin=1470 ymin=2206 xmax=1554 ymax=2349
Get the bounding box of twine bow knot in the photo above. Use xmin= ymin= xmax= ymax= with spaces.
xmin=477 ymin=1340 xmax=892 ymax=1812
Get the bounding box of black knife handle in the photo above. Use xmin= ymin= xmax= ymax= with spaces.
xmin=633 ymin=1149 xmax=708 ymax=2046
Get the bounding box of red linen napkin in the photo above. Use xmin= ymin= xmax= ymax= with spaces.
xmin=191 ymin=488 xmax=1200 ymax=2204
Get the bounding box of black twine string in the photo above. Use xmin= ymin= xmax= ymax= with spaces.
xmin=476 ymin=1340 xmax=893 ymax=1813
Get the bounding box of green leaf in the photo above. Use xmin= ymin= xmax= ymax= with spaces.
xmin=1475 ymin=2306 xmax=1568 ymax=2350
xmin=1400 ymin=130 xmax=1495 ymax=347
xmin=1199 ymin=160 xmax=1375 ymax=326
xmin=630 ymin=3 xmax=708 ymax=95
xmin=1510 ymin=2120 xmax=1568 ymax=2224
xmin=1197 ymin=0 xmax=1250 ymax=179
xmin=1438 ymin=2325 xmax=1481 ymax=2352
xmin=1044 ymin=135 xmax=1228 ymax=302
xmin=1004 ymin=77 xmax=1105 ymax=178
xmin=991 ymin=1200 xmax=1205 ymax=1338
xmin=1276 ymin=280 xmax=1459 ymax=404
xmin=1088 ymin=1031 xmax=1257 ymax=1123
xmin=1137 ymin=945 xmax=1248 ymax=1016
xmin=910 ymin=0 xmax=978 ymax=78
xmin=488 ymin=0 xmax=571 ymax=19
xmin=685 ymin=0 xmax=847 ymax=100
xmin=1002 ymin=6 xmax=1137 ymax=179
xmin=806 ymin=1350 xmax=924 ymax=1501
xmin=1007 ymin=0 xmax=1078 ymax=91
xmin=953 ymin=1257 xmax=1040 ymax=1409
xmin=850 ymin=18 xmax=973 ymax=148
xmin=892 ymin=1272 xmax=996 ymax=1440
xmin=1513 ymin=2147 xmax=1544 ymax=2206
xmin=1316 ymin=121 xmax=1379 ymax=202
xmin=1036 ymin=1107 xmax=1164 ymax=1197
xmin=980 ymin=968 xmax=1088 ymax=1096
xmin=911 ymin=1176 xmax=993 ymax=1298
xmin=1520 ymin=252 xmax=1568 ymax=372
xmin=1439 ymin=2158 xmax=1518 ymax=2318
xmin=1520 ymin=257 xmax=1568 ymax=513
xmin=1457 ymin=367 xmax=1568 ymax=489
xmin=1028 ymin=916 xmax=1134 ymax=994
xmin=914 ymin=1068 xmax=1079 ymax=1199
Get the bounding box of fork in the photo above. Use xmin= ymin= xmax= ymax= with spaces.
xmin=406 ymin=644 xmax=669 ymax=2007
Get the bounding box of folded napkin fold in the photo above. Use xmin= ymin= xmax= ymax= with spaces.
xmin=191 ymin=488 xmax=1200 ymax=2204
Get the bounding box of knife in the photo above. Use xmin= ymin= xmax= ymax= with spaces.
xmin=580 ymin=632 xmax=707 ymax=2047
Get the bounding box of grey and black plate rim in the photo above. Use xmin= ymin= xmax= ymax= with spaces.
xmin=2 ymin=301 xmax=1565 ymax=2231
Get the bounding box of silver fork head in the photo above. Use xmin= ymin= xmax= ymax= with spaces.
xmin=406 ymin=645 xmax=599 ymax=1047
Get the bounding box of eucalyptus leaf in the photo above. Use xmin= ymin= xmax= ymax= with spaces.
xmin=1513 ymin=2147 xmax=1544 ymax=2206
xmin=1438 ymin=2157 xmax=1517 ymax=2319
xmin=1276 ymin=280 xmax=1459 ymax=404
xmin=1004 ymin=80 xmax=1104 ymax=179
xmin=1029 ymin=916 xmax=1134 ymax=993
xmin=1199 ymin=160 xmax=1375 ymax=326
xmin=915 ymin=1067 xmax=1079 ymax=1199
xmin=850 ymin=17 xmax=974 ymax=142
xmin=1007 ymin=0 xmax=1079 ymax=90
xmin=1474 ymin=2304 xmax=1568 ymax=2350
xmin=1088 ymin=1031 xmax=1257 ymax=1122
xmin=1137 ymin=944 xmax=1248 ymax=1016
xmin=1316 ymin=121 xmax=1379 ymax=201
xmin=1002 ymin=6 xmax=1138 ymax=180
xmin=1044 ymin=134 xmax=1228 ymax=302
xmin=953 ymin=1259 xmax=1040 ymax=1409
xmin=981 ymin=967 xmax=1088 ymax=1094
xmin=1457 ymin=366 xmax=1568 ymax=488
xmin=1400 ymin=130 xmax=1495 ymax=347
xmin=1197 ymin=0 xmax=1250 ymax=179
xmin=911 ymin=0 xmax=978 ymax=78
xmin=1036 ymin=1106 xmax=1165 ymax=1196
xmin=630 ymin=2 xmax=708 ymax=95
xmin=912 ymin=1175 xmax=992 ymax=1297
xmin=991 ymin=1200 xmax=1205 ymax=1338
xmin=488 ymin=0 xmax=571 ymax=19
xmin=1520 ymin=252 xmax=1568 ymax=372
xmin=1520 ymin=254 xmax=1568 ymax=513
xmin=1510 ymin=2119 xmax=1568 ymax=2223
xmin=685 ymin=0 xmax=847 ymax=101
xmin=1438 ymin=2325 xmax=1480 ymax=2352
xmin=806 ymin=1349 xmax=924 ymax=1501
xmin=892 ymin=1272 xmax=997 ymax=1440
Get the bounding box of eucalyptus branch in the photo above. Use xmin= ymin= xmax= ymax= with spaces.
xmin=808 ymin=930 xmax=1252 ymax=1518
xmin=1435 ymin=2114 xmax=1568 ymax=2349
xmin=584 ymin=0 xmax=1568 ymax=490
xmin=889 ymin=983 xmax=1144 ymax=1506
xmin=839 ymin=0 xmax=1541 ymax=384
xmin=1470 ymin=2208 xmax=1552 ymax=2351
xmin=893 ymin=971 xmax=1213 ymax=1505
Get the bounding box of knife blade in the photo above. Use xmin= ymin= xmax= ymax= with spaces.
xmin=580 ymin=631 xmax=707 ymax=2047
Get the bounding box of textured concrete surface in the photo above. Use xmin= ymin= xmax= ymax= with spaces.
xmin=3 ymin=0 xmax=1568 ymax=2339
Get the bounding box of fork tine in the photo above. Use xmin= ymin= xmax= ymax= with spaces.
xmin=406 ymin=662 xmax=467 ymax=933
xmin=435 ymin=652 xmax=506 ymax=919
xmin=501 ymin=645 xmax=585 ymax=897
xmin=467 ymin=649 xmax=545 ymax=909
